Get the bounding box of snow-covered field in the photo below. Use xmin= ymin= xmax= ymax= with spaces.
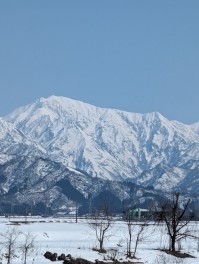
xmin=0 ymin=217 xmax=199 ymax=264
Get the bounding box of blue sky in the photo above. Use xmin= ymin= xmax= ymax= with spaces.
xmin=0 ymin=1 xmax=198 ymax=124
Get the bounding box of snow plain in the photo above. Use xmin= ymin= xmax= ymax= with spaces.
xmin=0 ymin=217 xmax=199 ymax=264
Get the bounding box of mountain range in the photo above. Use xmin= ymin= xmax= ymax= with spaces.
xmin=0 ymin=96 xmax=199 ymax=215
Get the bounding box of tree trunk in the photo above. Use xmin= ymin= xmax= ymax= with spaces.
xmin=133 ymin=235 xmax=139 ymax=258
xmin=7 ymin=244 xmax=11 ymax=264
xmin=171 ymin=236 xmax=176 ymax=252
xmin=99 ymin=239 xmax=103 ymax=252
xmin=127 ymin=233 xmax=132 ymax=258
xmin=24 ymin=249 xmax=27 ymax=264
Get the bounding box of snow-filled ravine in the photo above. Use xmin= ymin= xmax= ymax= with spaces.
xmin=0 ymin=216 xmax=199 ymax=264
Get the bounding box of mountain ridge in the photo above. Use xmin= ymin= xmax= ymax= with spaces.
xmin=4 ymin=96 xmax=199 ymax=185
xmin=0 ymin=95 xmax=199 ymax=214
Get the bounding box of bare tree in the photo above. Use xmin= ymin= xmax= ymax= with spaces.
xmin=156 ymin=192 xmax=194 ymax=252
xmin=132 ymin=222 xmax=148 ymax=258
xmin=125 ymin=209 xmax=148 ymax=258
xmin=19 ymin=232 xmax=37 ymax=264
xmin=88 ymin=199 xmax=113 ymax=253
xmin=125 ymin=209 xmax=133 ymax=258
xmin=0 ymin=227 xmax=20 ymax=264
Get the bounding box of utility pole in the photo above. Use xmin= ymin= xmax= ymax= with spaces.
xmin=88 ymin=193 xmax=92 ymax=218
xmin=25 ymin=208 xmax=28 ymax=223
xmin=75 ymin=204 xmax=78 ymax=223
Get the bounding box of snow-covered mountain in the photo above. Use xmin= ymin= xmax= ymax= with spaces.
xmin=4 ymin=95 xmax=199 ymax=193
xmin=190 ymin=122 xmax=199 ymax=136
xmin=0 ymin=153 xmax=163 ymax=214
xmin=0 ymin=117 xmax=46 ymax=157
xmin=0 ymin=95 xmax=199 ymax=213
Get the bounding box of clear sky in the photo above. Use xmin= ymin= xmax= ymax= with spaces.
xmin=0 ymin=1 xmax=198 ymax=124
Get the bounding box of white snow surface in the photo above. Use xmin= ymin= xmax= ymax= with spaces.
xmin=190 ymin=122 xmax=199 ymax=135
xmin=0 ymin=217 xmax=199 ymax=264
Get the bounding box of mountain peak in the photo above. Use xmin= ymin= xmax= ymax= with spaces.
xmin=37 ymin=95 xmax=97 ymax=110
xmin=4 ymin=95 xmax=199 ymax=181
xmin=2 ymin=95 xmax=199 ymax=212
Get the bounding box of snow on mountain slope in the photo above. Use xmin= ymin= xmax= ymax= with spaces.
xmin=0 ymin=117 xmax=46 ymax=158
xmin=5 ymin=96 xmax=199 ymax=189
xmin=190 ymin=122 xmax=199 ymax=135
xmin=136 ymin=163 xmax=187 ymax=191
xmin=0 ymin=153 xmax=150 ymax=213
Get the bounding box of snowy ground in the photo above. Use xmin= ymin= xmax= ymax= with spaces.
xmin=0 ymin=216 xmax=199 ymax=264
